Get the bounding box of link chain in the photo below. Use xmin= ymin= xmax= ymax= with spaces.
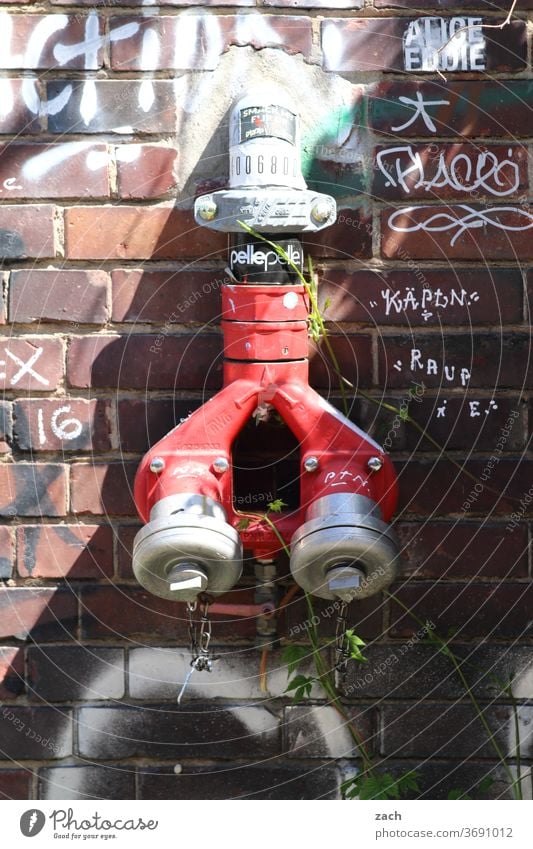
xmin=335 ymin=601 xmax=350 ymax=682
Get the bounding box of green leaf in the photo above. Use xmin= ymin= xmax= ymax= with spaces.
xmin=323 ymin=297 xmax=331 ymax=312
xmin=345 ymin=629 xmax=368 ymax=663
xmin=397 ymin=770 xmax=421 ymax=795
xmin=236 ymin=518 xmax=251 ymax=531
xmin=447 ymin=788 xmax=471 ymax=800
xmin=285 ymin=674 xmax=313 ymax=692
xmin=281 ymin=645 xmax=308 ymax=678
xmin=342 ymin=770 xmax=420 ymax=801
xmin=267 ymin=498 xmax=287 ymax=513
xmin=399 ymin=404 xmax=410 ymax=421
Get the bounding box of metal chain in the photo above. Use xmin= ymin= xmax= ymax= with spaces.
xmin=178 ymin=599 xmax=213 ymax=705
xmin=334 ymin=601 xmax=350 ymax=681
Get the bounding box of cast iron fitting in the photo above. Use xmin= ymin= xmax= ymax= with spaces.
xmin=132 ymin=494 xmax=242 ymax=602
xmin=290 ymin=493 xmax=399 ymax=602
xmin=194 ymin=88 xmax=336 ymax=233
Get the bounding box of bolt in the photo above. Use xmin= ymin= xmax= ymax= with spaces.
xmin=311 ymin=200 xmax=332 ymax=224
xmin=197 ymin=198 xmax=218 ymax=221
xmin=367 ymin=456 xmax=383 ymax=472
xmin=168 ymin=563 xmax=208 ymax=599
xmin=213 ymin=457 xmax=229 ymax=474
xmin=327 ymin=563 xmax=365 ymax=602
xmin=149 ymin=457 xmax=165 ymax=474
xmin=304 ymin=456 xmax=319 ymax=472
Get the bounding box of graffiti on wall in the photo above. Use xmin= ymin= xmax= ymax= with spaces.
xmin=403 ymin=17 xmax=486 ymax=72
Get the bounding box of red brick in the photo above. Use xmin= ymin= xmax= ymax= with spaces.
xmin=53 ymin=0 xmax=254 ymax=4
xmin=284 ymin=593 xmax=384 ymax=640
xmin=0 ymin=647 xmax=24 ymax=699
xmin=65 ymin=207 xmax=225 ymax=260
xmin=396 ymin=521 xmax=529 ymax=579
xmin=117 ymin=399 xmax=202 ymax=453
xmin=378 ymin=334 xmax=532 ymax=389
xmin=80 ymin=585 xmax=190 ymax=640
xmin=375 ymin=0 xmax=532 ymax=7
xmin=369 ymin=80 xmax=533 ymax=138
xmin=0 ymin=770 xmax=31 ymax=800
xmin=0 ymin=205 xmax=56 ymax=259
xmin=17 ymin=525 xmax=114 ymax=579
xmin=309 ymin=335 xmax=373 ymax=389
xmin=303 ymin=210 xmax=372 ymax=259
xmin=0 ymin=79 xmax=41 ymax=134
xmin=14 ymin=399 xmax=112 ymax=452
xmin=322 ymin=18 xmax=526 ymax=72
xmin=111 ymin=269 xmax=226 ymax=323
xmin=0 ymin=14 xmax=104 ymax=70
xmin=67 ymin=335 xmax=223 ymax=390
xmin=116 ymin=144 xmax=177 ymax=199
xmin=396 ymin=457 xmax=533 ymax=517
xmin=406 ymin=397 xmax=525 ymax=452
xmin=116 ymin=524 xmax=140 ymax=578
xmin=110 ymin=15 xmax=313 ymax=70
xmin=320 ymin=267 xmax=524 ymax=326
xmin=389 ymin=582 xmax=533 ymax=639
xmin=373 ymin=144 xmax=528 ymax=201
xmin=9 ymin=269 xmax=109 ymax=324
xmin=0 ymin=337 xmax=63 ymax=392
xmin=71 ymin=462 xmax=137 ymax=517
xmin=0 ymin=587 xmax=77 ymax=641
xmin=0 ymin=463 xmax=67 ymax=517
xmin=47 ymin=80 xmax=178 ymax=135
xmin=0 ymin=143 xmax=109 ymax=199
xmin=0 ymin=402 xmax=12 ymax=454
xmin=0 ymin=526 xmax=14 ymax=578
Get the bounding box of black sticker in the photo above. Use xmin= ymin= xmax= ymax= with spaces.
xmin=239 ymin=105 xmax=297 ymax=145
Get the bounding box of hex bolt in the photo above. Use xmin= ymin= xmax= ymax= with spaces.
xmin=311 ymin=201 xmax=332 ymax=224
xmin=367 ymin=456 xmax=383 ymax=472
xmin=213 ymin=457 xmax=230 ymax=474
xmin=197 ymin=198 xmax=218 ymax=221
xmin=149 ymin=457 xmax=165 ymax=474
xmin=304 ymin=456 xmax=319 ymax=472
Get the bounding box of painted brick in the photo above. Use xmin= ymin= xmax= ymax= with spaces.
xmin=0 ymin=337 xmax=63 ymax=392
xmin=390 ymin=582 xmax=533 ymax=639
xmin=67 ymin=335 xmax=223 ymax=390
xmin=320 ymin=268 xmax=524 ymax=326
xmin=303 ymin=211 xmax=372 ymax=259
xmin=397 ymin=457 xmax=533 ymax=517
xmin=378 ymin=334 xmax=532 ymax=388
xmin=0 ymin=770 xmax=31 ymax=800
xmin=47 ymin=81 xmax=178 ymax=134
xmin=39 ymin=765 xmax=135 ymax=801
xmin=266 ymin=0 xmax=360 ymax=6
xmin=0 ymin=402 xmax=12 ymax=454
xmin=14 ymin=399 xmax=112 ymax=453
xmin=0 ymin=647 xmax=24 ymax=700
xmin=373 ymin=143 xmax=528 ymax=201
xmin=381 ymin=703 xmax=532 ymax=759
xmin=116 ymin=145 xmax=177 ymax=200
xmin=285 ymin=705 xmax=375 ymax=758
xmin=71 ymin=463 xmax=137 ymax=517
xmin=322 ymin=18 xmax=526 ymax=73
xmin=0 ymin=143 xmax=109 ymax=199
xmin=396 ymin=521 xmax=529 ymax=579
xmin=375 ymin=0 xmax=533 ymax=7
xmin=381 ymin=204 xmax=533 ymax=260
xmin=111 ymin=269 xmax=226 ymax=324
xmin=52 ymin=0 xmax=255 ymax=4
xmin=342 ymin=644 xmax=533 ymax=701
xmin=138 ymin=763 xmax=340 ymax=800
xmin=0 ymin=80 xmax=41 ymax=134
xmin=117 ymin=399 xmax=202 ymax=453
xmin=0 ymin=205 xmax=56 ymax=259
xmin=27 ymin=646 xmax=124 ymax=701
xmin=369 ymin=80 xmax=533 ymax=138
xmin=309 ymin=335 xmax=373 ymax=389
xmin=17 ymin=525 xmax=114 ymax=579
xmin=0 ymin=14 xmax=104 ymax=70
xmin=0 ymin=463 xmax=67 ymax=517
xmin=77 ymin=703 xmax=279 ymax=759
xmin=0 ymin=706 xmax=71 ymax=759
xmin=0 ymin=526 xmax=14 ymax=579
xmin=65 ymin=207 xmax=225 ymax=260
xmin=9 ymin=269 xmax=109 ymax=324
xmin=0 ymin=587 xmax=77 ymax=641
xmin=110 ymin=15 xmax=313 ymax=71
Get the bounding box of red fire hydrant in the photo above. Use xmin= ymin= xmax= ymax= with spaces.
xmin=133 ymin=89 xmax=399 ymax=606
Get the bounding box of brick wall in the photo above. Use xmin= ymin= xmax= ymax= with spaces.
xmin=0 ymin=0 xmax=532 ymax=801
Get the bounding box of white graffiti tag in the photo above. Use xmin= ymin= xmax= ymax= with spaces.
xmin=388 ymin=205 xmax=533 ymax=247
xmin=377 ymin=146 xmax=520 ymax=197
xmin=391 ymin=93 xmax=451 ymax=134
